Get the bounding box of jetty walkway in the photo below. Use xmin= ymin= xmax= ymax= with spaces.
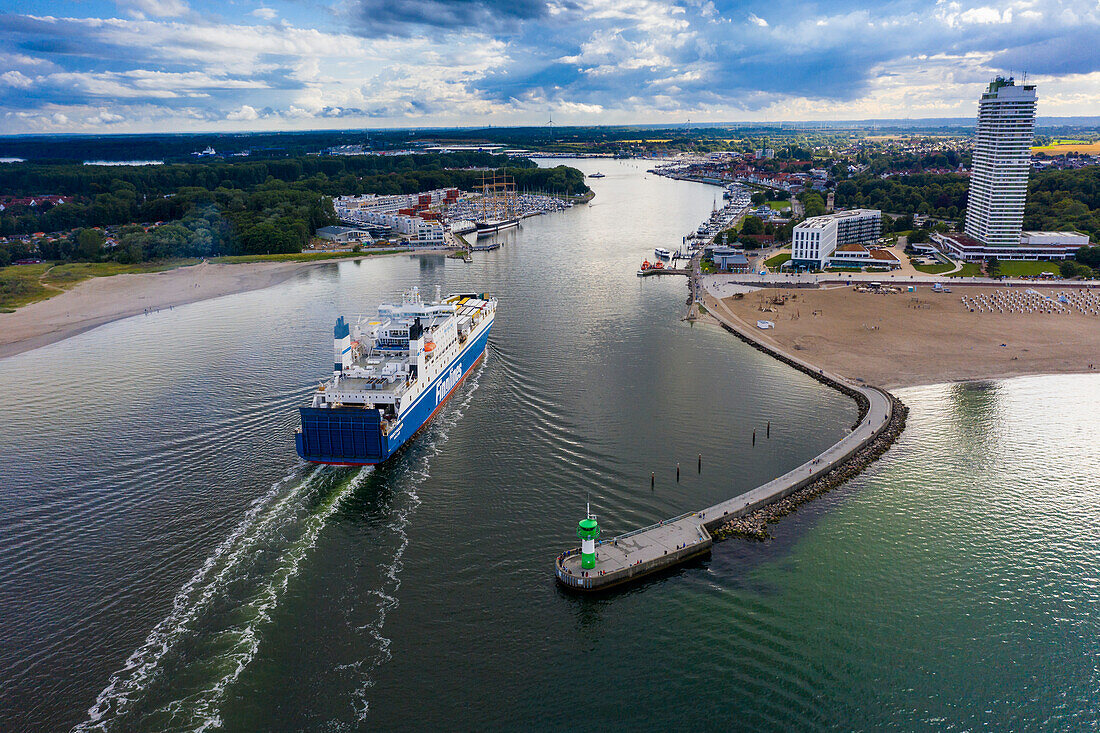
xmin=555 ymin=283 xmax=894 ymax=592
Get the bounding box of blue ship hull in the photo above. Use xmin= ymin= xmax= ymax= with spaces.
xmin=296 ymin=321 xmax=492 ymax=465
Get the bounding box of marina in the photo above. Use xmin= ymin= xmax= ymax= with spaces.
xmin=442 ymin=171 xmax=576 ymax=244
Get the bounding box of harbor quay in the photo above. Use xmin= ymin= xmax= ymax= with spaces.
xmin=555 ymin=289 xmax=896 ymax=593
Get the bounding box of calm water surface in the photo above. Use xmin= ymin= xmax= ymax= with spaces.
xmin=1 ymin=160 xmax=1098 ymax=731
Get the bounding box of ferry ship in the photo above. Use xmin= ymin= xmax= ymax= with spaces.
xmin=295 ymin=288 xmax=495 ymax=465
xmin=654 ymin=247 xmax=671 ymax=259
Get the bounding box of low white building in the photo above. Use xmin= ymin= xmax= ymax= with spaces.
xmin=932 ymin=230 xmax=1087 ymax=261
xmin=791 ymin=209 xmax=882 ymax=269
xmin=315 ymin=225 xmax=373 ymax=244
xmin=1020 ymin=231 xmax=1089 ymax=247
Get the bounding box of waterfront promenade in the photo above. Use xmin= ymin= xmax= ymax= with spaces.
xmin=556 ymin=284 xmax=895 ymax=591
xmin=704 ymin=271 xmax=1099 ymax=294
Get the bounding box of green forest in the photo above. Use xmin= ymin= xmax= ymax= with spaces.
xmin=0 ymin=153 xmax=589 ymax=263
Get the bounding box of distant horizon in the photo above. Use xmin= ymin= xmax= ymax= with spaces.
xmin=0 ymin=115 xmax=1099 ymax=142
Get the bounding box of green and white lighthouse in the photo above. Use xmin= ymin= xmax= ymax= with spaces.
xmin=577 ymin=503 xmax=601 ymax=569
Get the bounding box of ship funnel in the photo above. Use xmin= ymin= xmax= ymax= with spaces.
xmin=334 ymin=316 xmax=352 ymax=375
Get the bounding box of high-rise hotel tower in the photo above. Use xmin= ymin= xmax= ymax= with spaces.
xmin=963 ymin=77 xmax=1037 ymax=247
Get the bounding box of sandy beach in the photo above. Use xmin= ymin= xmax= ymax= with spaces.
xmin=0 ymin=255 xmax=435 ymax=359
xmin=706 ymin=284 xmax=1100 ymax=389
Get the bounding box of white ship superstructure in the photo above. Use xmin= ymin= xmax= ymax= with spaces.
xmin=296 ymin=288 xmax=495 ymax=464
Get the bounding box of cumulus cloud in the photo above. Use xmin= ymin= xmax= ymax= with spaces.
xmin=87 ymin=109 xmax=126 ymax=124
xmin=226 ymin=104 xmax=260 ymax=120
xmin=2 ymin=0 xmax=1100 ymax=133
xmin=1 ymin=70 xmax=33 ymax=88
xmin=118 ymin=0 xmax=190 ymax=18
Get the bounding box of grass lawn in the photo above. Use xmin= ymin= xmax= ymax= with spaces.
xmin=947 ymin=262 xmax=984 ymax=277
xmin=764 ymin=252 xmax=790 ymax=268
xmin=913 ymin=261 xmax=955 ymax=274
xmin=1 ymin=259 xmax=202 ymax=311
xmin=766 ymin=201 xmax=791 ymax=211
xmin=0 ymin=263 xmax=52 ymax=310
xmin=995 ymin=260 xmax=1061 ymax=277
xmin=42 ymin=260 xmax=199 ymax=287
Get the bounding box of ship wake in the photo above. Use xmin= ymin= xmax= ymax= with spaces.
xmin=76 ymin=354 xmax=488 ymax=731
xmin=76 ymin=464 xmax=367 ymax=732
xmin=340 ymin=353 xmax=488 ymax=721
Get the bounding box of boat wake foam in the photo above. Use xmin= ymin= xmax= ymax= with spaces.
xmin=342 ymin=354 xmax=487 ymax=721
xmin=77 ymin=464 xmax=366 ymax=732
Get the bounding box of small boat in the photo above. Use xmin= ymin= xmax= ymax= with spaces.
xmin=589 ymin=172 xmax=605 ymax=178
xmin=640 ymin=260 xmax=652 ymax=271
xmin=654 ymin=247 xmax=671 ymax=259
xmin=651 ymin=260 xmax=665 ymax=270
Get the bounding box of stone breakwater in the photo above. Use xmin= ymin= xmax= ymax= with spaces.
xmin=712 ymin=394 xmax=909 ymax=541
xmin=555 ymin=288 xmax=905 ymax=592
xmin=715 ymin=320 xmax=870 ymax=431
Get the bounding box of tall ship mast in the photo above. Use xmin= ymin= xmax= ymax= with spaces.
xmin=474 ymin=169 xmax=520 ymax=238
xmin=295 ymin=288 xmax=496 ymax=464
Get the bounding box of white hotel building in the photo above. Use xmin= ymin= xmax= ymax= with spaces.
xmin=791 ymin=209 xmax=882 ymax=269
xmin=964 ymin=77 xmax=1036 ymax=247
xmin=935 ymin=78 xmax=1088 ymax=260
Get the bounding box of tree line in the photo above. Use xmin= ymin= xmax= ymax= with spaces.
xmin=0 ymin=153 xmax=589 ymax=264
xmin=0 ymin=152 xmax=588 ymax=236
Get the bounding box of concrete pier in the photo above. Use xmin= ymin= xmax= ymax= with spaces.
xmin=555 ymin=286 xmax=896 ymax=592
xmin=556 ymin=514 xmax=712 ymax=591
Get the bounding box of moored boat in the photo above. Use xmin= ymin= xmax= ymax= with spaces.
xmin=474 ymin=217 xmax=519 ymax=237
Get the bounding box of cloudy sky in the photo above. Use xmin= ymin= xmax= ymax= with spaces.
xmin=1 ymin=0 xmax=1098 ymax=133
